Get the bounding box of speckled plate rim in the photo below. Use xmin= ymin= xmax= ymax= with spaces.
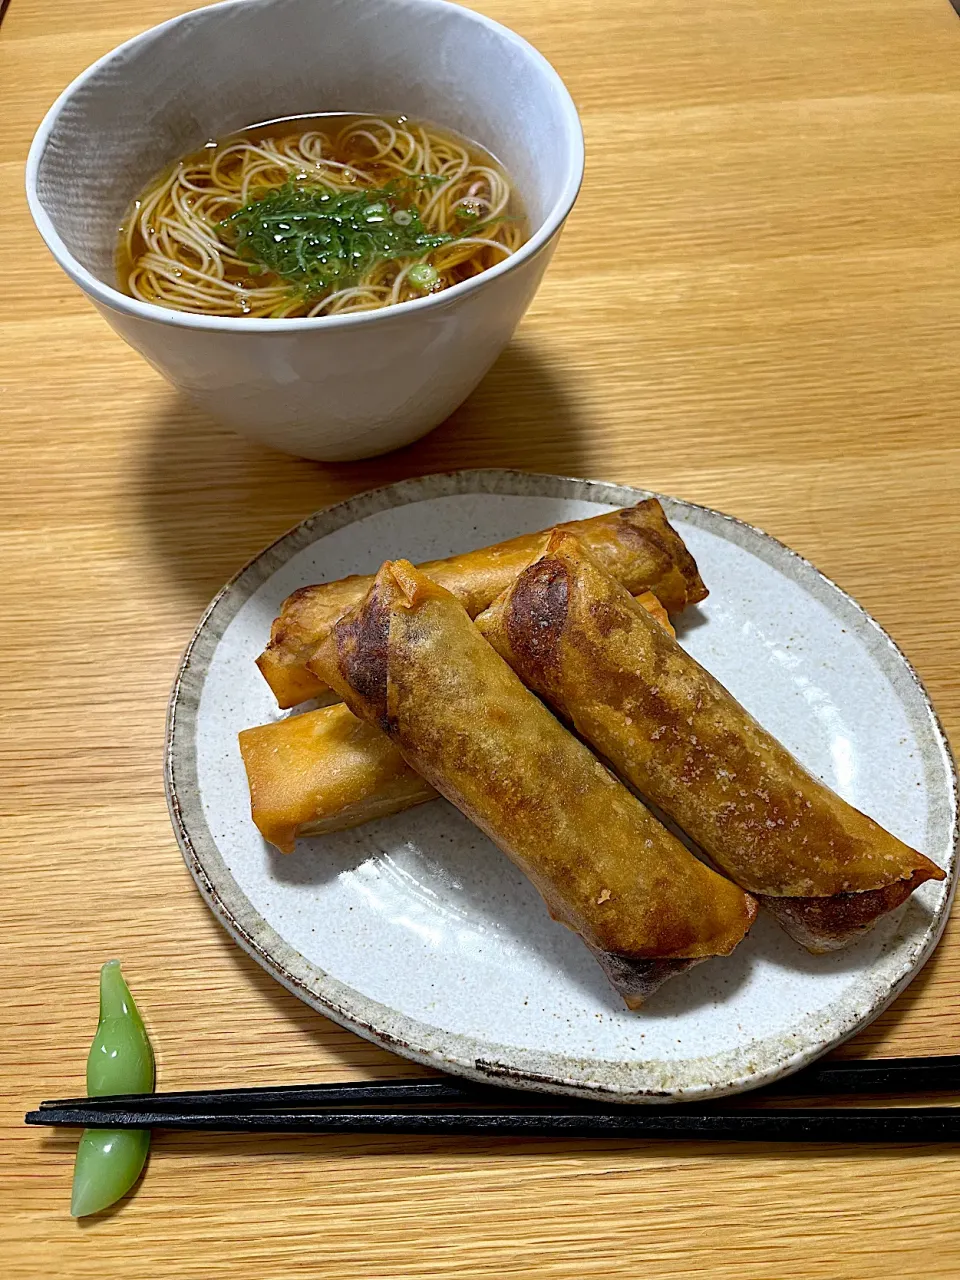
xmin=165 ymin=469 xmax=959 ymax=1103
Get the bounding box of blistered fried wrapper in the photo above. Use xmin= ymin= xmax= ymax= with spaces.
xmin=309 ymin=558 xmax=756 ymax=1008
xmin=258 ymin=498 xmax=704 ymax=708
xmin=240 ymin=592 xmax=672 ymax=851
xmin=475 ymin=531 xmax=945 ymax=953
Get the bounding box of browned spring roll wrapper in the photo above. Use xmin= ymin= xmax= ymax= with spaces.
xmin=238 ymin=705 xmax=438 ymax=854
xmin=475 ymin=532 xmax=945 ymax=953
xmin=241 ymin=593 xmax=673 ymax=853
xmin=258 ymin=499 xmax=704 ymax=708
xmin=309 ymin=560 xmax=756 ymax=1008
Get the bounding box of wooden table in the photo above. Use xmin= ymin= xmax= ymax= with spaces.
xmin=3 ymin=0 xmax=960 ymax=1274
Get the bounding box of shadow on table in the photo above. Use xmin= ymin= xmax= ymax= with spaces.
xmin=38 ymin=1127 xmax=960 ymax=1176
xmin=132 ymin=338 xmax=592 ymax=608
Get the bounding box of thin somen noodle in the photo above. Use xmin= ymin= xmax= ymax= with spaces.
xmin=118 ymin=114 xmax=526 ymax=318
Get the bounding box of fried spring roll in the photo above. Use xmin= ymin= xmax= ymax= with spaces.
xmin=258 ymin=499 xmax=704 ymax=708
xmin=239 ymin=706 xmax=438 ymax=853
xmin=309 ymin=560 xmax=756 ymax=1008
xmin=241 ymin=594 xmax=673 ymax=852
xmin=475 ymin=532 xmax=945 ymax=953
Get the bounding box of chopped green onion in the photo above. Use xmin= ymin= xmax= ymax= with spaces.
xmin=221 ymin=177 xmax=459 ymax=296
xmin=408 ymin=263 xmax=439 ymax=291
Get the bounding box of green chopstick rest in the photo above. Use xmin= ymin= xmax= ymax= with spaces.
xmin=70 ymin=960 xmax=155 ymax=1218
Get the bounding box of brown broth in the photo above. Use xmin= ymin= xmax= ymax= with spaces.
xmin=117 ymin=113 xmax=527 ymax=318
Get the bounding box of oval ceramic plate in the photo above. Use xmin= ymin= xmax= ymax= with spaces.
xmin=166 ymin=470 xmax=958 ymax=1102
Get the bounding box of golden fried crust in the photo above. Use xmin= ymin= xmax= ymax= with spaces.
xmin=634 ymin=591 xmax=675 ymax=637
xmin=310 ymin=561 xmax=756 ymax=1007
xmin=241 ymin=593 xmax=676 ymax=852
xmin=257 ymin=499 xmax=705 ymax=708
xmin=474 ymin=532 xmax=944 ymax=942
xmin=238 ymin=705 xmax=436 ymax=853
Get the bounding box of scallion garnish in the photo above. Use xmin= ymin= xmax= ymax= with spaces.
xmin=222 ymin=177 xmax=457 ymax=295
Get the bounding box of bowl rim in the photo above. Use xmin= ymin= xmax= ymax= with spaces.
xmin=24 ymin=0 xmax=585 ymax=335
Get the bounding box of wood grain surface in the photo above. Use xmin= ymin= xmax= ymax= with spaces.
xmin=3 ymin=0 xmax=960 ymax=1275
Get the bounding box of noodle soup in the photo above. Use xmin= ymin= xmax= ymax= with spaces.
xmin=118 ymin=114 xmax=527 ymax=319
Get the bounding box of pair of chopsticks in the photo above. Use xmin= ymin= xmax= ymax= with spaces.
xmin=25 ymin=1055 xmax=960 ymax=1142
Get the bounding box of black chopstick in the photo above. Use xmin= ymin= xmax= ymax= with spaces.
xmin=762 ymin=1054 xmax=960 ymax=1095
xmin=35 ymin=1054 xmax=960 ymax=1117
xmin=38 ymin=1077 xmax=491 ymax=1113
xmin=23 ymin=1105 xmax=960 ymax=1142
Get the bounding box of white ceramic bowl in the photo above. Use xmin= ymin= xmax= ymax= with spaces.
xmin=26 ymin=0 xmax=583 ymax=461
